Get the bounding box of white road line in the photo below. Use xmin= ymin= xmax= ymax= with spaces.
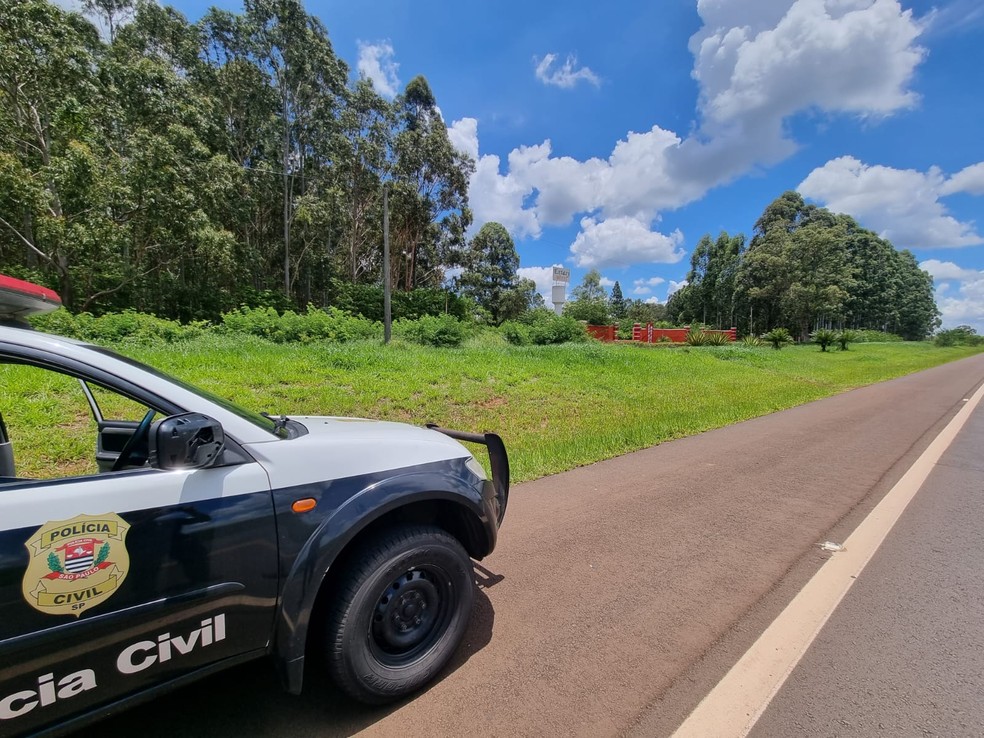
xmin=671 ymin=381 xmax=984 ymax=738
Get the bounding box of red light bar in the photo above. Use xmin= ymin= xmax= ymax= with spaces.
xmin=0 ymin=274 xmax=62 ymax=319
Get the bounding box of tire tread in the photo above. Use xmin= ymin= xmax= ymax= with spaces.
xmin=324 ymin=524 xmax=471 ymax=704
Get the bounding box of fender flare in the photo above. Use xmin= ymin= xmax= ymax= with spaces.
xmin=272 ymin=470 xmax=492 ymax=693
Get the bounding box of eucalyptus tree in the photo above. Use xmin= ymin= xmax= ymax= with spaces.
xmin=337 ymin=78 xmax=395 ymax=283
xmin=201 ymin=0 xmax=347 ymax=298
xmin=0 ymin=0 xmax=110 ymax=307
xmin=95 ymin=2 xmax=250 ymax=318
xmin=81 ymin=0 xmax=134 ymax=42
xmin=390 ymin=76 xmax=473 ymax=290
xmin=736 ymin=197 xmax=854 ymax=338
xmin=891 ymin=250 xmax=939 ymax=340
xmin=734 ymin=191 xmax=937 ymax=338
xmin=669 ymin=231 xmax=744 ymax=328
xmin=732 ymin=227 xmax=791 ymax=334
xmin=781 ymin=222 xmax=855 ymax=340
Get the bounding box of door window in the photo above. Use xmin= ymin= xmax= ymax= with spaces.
xmin=0 ymin=362 xmax=155 ymax=481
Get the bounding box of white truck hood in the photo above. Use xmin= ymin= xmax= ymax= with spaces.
xmin=242 ymin=416 xmax=478 ymax=489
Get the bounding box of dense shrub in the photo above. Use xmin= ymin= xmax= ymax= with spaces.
xmin=563 ymin=299 xmax=610 ymax=326
xmin=501 ymin=310 xmax=587 ymax=345
xmin=500 ymin=321 xmax=531 ymax=346
xmin=617 ymin=319 xmax=634 ymax=340
xmin=30 ymin=309 xmax=204 ymax=343
xmin=531 ymin=314 xmax=586 ymax=345
xmin=852 ymin=330 xmax=903 ymax=343
xmin=934 ymin=325 xmax=984 ymax=347
xmin=329 ymin=282 xmax=470 ymax=322
xmin=219 ymin=306 xmax=380 ymax=343
xmin=395 ymin=314 xmax=469 ymax=347
xmin=741 ymin=335 xmax=765 ymax=347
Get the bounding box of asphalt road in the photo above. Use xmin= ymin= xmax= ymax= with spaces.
xmin=747 ymin=387 xmax=984 ymax=737
xmin=78 ymin=352 xmax=984 ymax=738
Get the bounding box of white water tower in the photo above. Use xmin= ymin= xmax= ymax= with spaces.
xmin=551 ymin=267 xmax=570 ymax=315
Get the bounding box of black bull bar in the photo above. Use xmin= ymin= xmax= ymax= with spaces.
xmin=426 ymin=424 xmax=510 ymax=524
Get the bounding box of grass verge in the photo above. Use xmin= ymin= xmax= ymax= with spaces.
xmin=132 ymin=337 xmax=982 ymax=482
xmin=4 ymin=336 xmax=981 ymax=481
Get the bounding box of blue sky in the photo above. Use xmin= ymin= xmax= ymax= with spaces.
xmin=77 ymin=0 xmax=984 ymax=329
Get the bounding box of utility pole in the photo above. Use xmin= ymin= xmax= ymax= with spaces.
xmin=383 ymin=185 xmax=392 ymax=344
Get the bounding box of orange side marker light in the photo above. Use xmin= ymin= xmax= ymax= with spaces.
xmin=291 ymin=498 xmax=317 ymax=514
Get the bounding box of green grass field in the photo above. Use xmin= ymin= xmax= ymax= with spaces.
xmin=127 ymin=336 xmax=982 ymax=482
xmin=3 ymin=335 xmax=981 ymax=482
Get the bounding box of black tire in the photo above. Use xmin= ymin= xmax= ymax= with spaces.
xmin=324 ymin=525 xmax=474 ymax=704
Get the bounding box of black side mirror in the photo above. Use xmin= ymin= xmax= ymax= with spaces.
xmin=149 ymin=413 xmax=225 ymax=470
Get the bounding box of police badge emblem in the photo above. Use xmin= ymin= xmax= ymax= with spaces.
xmin=22 ymin=513 xmax=130 ymax=617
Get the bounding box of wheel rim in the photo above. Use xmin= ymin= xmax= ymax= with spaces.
xmin=369 ymin=566 xmax=454 ymax=666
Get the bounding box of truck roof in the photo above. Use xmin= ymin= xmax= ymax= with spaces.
xmin=0 ymin=275 xmax=61 ymax=319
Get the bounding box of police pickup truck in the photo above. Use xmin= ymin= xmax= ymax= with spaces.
xmin=0 ymin=276 xmax=509 ymax=737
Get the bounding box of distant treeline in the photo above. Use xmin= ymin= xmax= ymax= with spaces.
xmin=1 ymin=0 xmax=471 ymax=319
xmin=1 ymin=3 xmax=940 ymax=339
xmin=667 ymin=192 xmax=939 ymax=340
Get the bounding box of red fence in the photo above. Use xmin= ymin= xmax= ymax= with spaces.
xmin=630 ymin=324 xmax=736 ymax=343
xmin=584 ymin=324 xmax=737 ymax=343
xmin=585 ymin=325 xmax=617 ymax=342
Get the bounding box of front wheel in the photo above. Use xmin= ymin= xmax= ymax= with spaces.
xmin=324 ymin=525 xmax=474 ymax=704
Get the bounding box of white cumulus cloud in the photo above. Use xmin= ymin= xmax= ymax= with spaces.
xmin=534 ymin=53 xmax=601 ymax=89
xmin=920 ymin=259 xmax=980 ymax=282
xmin=934 ymin=279 xmax=984 ymax=332
xmin=671 ymin=0 xmax=926 ymax=189
xmin=693 ymin=0 xmax=923 ymax=126
xmin=470 ymin=152 xmax=542 ymax=239
xmin=447 ymin=117 xmax=479 ymax=162
xmin=667 ymin=279 xmax=689 ymax=297
xmin=631 ymin=277 xmax=667 ymax=295
xmin=919 ymin=259 xmax=984 ymax=331
xmin=457 ymin=1 xmax=930 ymax=265
xmin=798 ymin=156 xmax=983 ymax=248
xmin=942 ymin=162 xmax=984 ymax=196
xmin=517 ymin=265 xmax=565 ymax=303
xmin=570 ymin=217 xmax=685 ymax=269
xmin=453 ymin=120 xmax=690 ymax=251
xmin=357 ymin=41 xmax=400 ymax=98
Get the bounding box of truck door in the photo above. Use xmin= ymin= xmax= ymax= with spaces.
xmin=0 ymin=360 xmax=277 ymax=736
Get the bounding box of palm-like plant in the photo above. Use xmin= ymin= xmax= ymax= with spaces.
xmin=836 ymin=330 xmax=858 ymax=351
xmin=685 ymin=328 xmax=709 ymax=346
xmin=762 ymin=327 xmax=793 ymax=350
xmin=811 ymin=328 xmax=838 ymax=352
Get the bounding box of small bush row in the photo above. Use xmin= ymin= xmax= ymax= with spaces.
xmin=32 ymin=306 xmax=934 ymax=352
xmin=218 ymin=306 xmax=380 ymax=344
xmin=29 ymin=307 xmax=591 ymax=349
xmin=934 ymin=326 xmax=984 ymax=347
xmin=499 ymin=310 xmax=588 ymax=346
xmin=852 ymin=329 xmax=904 ymax=343
xmin=393 ymin=314 xmax=472 ymax=347
xmin=30 ymin=310 xmax=206 ymax=343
